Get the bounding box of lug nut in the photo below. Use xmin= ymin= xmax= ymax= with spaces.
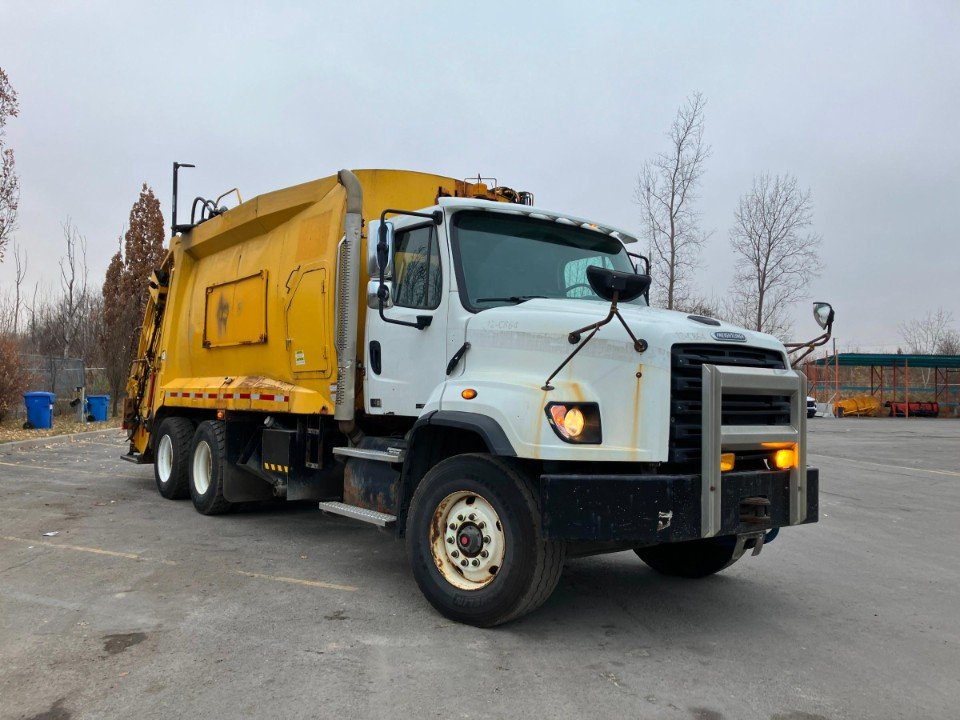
xmin=471 ymin=559 xmax=479 ymax=567
xmin=446 ymin=537 xmax=454 ymax=544
xmin=481 ymin=550 xmax=489 ymax=558
xmin=460 ymin=559 xmax=468 ymax=567
xmin=451 ymin=550 xmax=459 ymax=558
xmin=483 ymin=536 xmax=491 ymax=544
xmin=457 ymin=514 xmax=464 ymax=521
xmin=478 ymin=521 xmax=486 ymax=529
xmin=449 ymin=523 xmax=456 ymax=530
xmin=468 ymin=513 xmax=476 ymax=521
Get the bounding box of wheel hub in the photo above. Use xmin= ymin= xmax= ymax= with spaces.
xmin=457 ymin=524 xmax=483 ymax=557
xmin=431 ymin=491 xmax=505 ymax=590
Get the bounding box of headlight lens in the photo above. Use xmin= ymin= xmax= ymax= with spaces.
xmin=564 ymin=407 xmax=585 ymax=437
xmin=545 ymin=403 xmax=601 ymax=444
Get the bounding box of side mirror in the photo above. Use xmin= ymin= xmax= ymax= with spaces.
xmin=813 ymin=302 xmax=835 ymax=330
xmin=366 ymin=279 xmax=393 ymax=309
xmin=627 ymin=251 xmax=650 ymax=276
xmin=367 ymin=220 xmax=394 ymax=278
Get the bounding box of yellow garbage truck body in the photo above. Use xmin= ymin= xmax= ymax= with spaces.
xmin=126 ymin=169 xmax=509 ymax=456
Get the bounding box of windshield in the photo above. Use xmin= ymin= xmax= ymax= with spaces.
xmin=451 ymin=211 xmax=645 ymax=311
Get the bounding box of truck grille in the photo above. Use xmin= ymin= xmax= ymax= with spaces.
xmin=670 ymin=344 xmax=789 ymax=464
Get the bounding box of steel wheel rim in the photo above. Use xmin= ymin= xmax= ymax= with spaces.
xmin=193 ymin=440 xmax=212 ymax=495
xmin=157 ymin=435 xmax=173 ymax=484
xmin=430 ymin=490 xmax=505 ymax=591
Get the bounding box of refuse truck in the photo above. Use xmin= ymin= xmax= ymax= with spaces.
xmin=123 ymin=167 xmax=832 ymax=626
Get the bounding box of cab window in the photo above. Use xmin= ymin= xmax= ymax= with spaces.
xmin=393 ymin=225 xmax=442 ymax=309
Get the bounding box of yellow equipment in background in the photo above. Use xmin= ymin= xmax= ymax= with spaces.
xmin=833 ymin=395 xmax=881 ymax=417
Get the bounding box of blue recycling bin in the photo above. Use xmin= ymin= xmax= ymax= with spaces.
xmin=24 ymin=391 xmax=56 ymax=429
xmin=85 ymin=395 xmax=110 ymax=422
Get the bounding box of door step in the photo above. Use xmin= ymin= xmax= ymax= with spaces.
xmin=318 ymin=501 xmax=397 ymax=527
xmin=332 ymin=446 xmax=405 ymax=463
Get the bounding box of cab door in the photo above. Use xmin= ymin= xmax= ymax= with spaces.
xmin=363 ymin=219 xmax=449 ymax=416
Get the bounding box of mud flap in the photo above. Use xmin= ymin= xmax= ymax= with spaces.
xmin=223 ymin=464 xmax=275 ymax=502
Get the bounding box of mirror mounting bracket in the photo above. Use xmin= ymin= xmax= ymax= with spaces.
xmin=541 ymin=267 xmax=650 ymax=391
xmin=375 ymin=208 xmax=443 ymax=331
xmin=785 ymin=302 xmax=836 ymax=366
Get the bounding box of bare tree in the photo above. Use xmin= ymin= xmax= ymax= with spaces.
xmin=0 ymin=67 xmax=19 ymax=262
xmin=12 ymin=241 xmax=26 ymax=334
xmin=57 ymin=219 xmax=89 ymax=358
xmin=636 ymin=92 xmax=711 ymax=309
xmin=938 ymin=329 xmax=960 ymax=356
xmin=899 ymin=308 xmax=956 ymax=354
xmin=727 ymin=173 xmax=821 ymax=337
xmin=897 ymin=308 xmax=958 ymax=386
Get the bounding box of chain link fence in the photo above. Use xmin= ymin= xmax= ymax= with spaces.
xmin=7 ymin=354 xmax=103 ymax=421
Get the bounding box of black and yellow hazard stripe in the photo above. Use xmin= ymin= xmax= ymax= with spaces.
xmin=263 ymin=462 xmax=290 ymax=473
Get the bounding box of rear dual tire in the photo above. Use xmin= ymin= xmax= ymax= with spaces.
xmin=188 ymin=420 xmax=232 ymax=515
xmin=406 ymin=454 xmax=565 ymax=627
xmin=154 ymin=417 xmax=194 ymax=499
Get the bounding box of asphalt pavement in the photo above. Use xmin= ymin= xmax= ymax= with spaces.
xmin=1 ymin=418 xmax=958 ymax=720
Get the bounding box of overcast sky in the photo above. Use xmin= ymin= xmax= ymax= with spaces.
xmin=2 ymin=1 xmax=958 ymax=349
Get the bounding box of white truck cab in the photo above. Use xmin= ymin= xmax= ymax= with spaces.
xmin=352 ymin=193 xmax=819 ymax=625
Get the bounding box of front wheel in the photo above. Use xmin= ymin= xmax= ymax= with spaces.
xmin=406 ymin=454 xmax=565 ymax=627
xmin=634 ymin=535 xmax=740 ymax=578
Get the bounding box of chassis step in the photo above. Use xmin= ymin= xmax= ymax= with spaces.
xmin=332 ymin=446 xmax=405 ymax=463
xmin=318 ymin=501 xmax=397 ymax=527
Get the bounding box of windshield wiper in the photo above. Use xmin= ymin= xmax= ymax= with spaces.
xmin=475 ymin=295 xmax=547 ymax=304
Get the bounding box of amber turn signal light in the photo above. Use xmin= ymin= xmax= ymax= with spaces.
xmin=772 ymin=448 xmax=796 ymax=470
xmin=720 ymin=453 xmax=735 ymax=472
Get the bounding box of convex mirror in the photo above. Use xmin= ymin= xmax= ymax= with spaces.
xmin=813 ymin=302 xmax=835 ymax=330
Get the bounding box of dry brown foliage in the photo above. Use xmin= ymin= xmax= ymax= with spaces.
xmin=101 ymin=184 xmax=165 ymax=415
xmin=0 ymin=336 xmax=31 ymax=421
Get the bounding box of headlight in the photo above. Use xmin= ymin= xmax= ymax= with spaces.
xmin=545 ymin=402 xmax=601 ymax=444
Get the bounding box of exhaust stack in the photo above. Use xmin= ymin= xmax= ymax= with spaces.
xmin=335 ymin=170 xmax=363 ymax=438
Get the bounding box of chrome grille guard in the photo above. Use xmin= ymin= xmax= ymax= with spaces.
xmin=700 ymin=364 xmax=807 ymax=537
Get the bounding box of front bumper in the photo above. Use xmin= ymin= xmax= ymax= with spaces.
xmin=540 ymin=467 xmax=819 ymax=543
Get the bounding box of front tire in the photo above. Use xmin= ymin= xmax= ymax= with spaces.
xmin=154 ymin=417 xmax=194 ymax=499
xmin=634 ymin=536 xmax=740 ymax=578
xmin=406 ymin=454 xmax=565 ymax=627
xmin=189 ymin=420 xmax=232 ymax=515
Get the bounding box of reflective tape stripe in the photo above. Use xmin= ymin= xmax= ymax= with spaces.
xmin=164 ymin=391 xmax=290 ymax=403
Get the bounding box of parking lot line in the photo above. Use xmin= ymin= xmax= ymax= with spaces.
xmin=1 ymin=535 xmax=179 ymax=565
xmin=235 ymin=570 xmax=358 ymax=592
xmin=0 ymin=459 xmax=140 ymax=479
xmin=809 ymin=453 xmax=960 ymax=477
xmin=1 ymin=536 xmax=358 ymax=594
